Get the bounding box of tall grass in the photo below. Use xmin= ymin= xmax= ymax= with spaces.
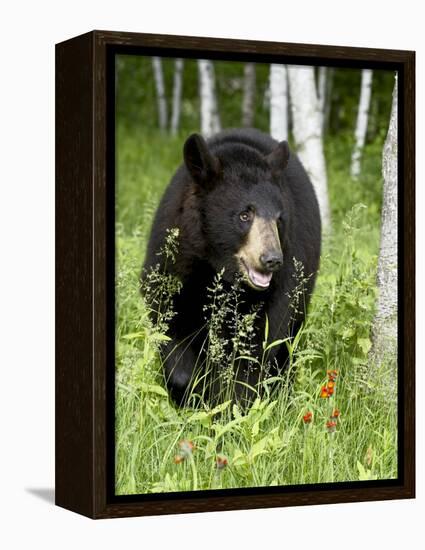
xmin=115 ymin=127 xmax=397 ymax=495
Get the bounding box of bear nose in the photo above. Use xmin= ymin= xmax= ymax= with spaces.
xmin=260 ymin=252 xmax=283 ymax=272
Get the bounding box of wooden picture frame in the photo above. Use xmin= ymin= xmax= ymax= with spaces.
xmin=55 ymin=30 xmax=415 ymax=519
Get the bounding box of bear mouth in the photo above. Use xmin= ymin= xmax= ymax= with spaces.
xmin=239 ymin=258 xmax=273 ymax=290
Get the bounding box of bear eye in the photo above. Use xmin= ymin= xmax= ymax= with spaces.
xmin=239 ymin=210 xmax=253 ymax=223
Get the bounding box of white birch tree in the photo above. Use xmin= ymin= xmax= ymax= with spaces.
xmin=242 ymin=63 xmax=256 ymax=127
xmin=170 ymin=58 xmax=184 ymax=135
xmin=152 ymin=57 xmax=168 ymax=130
xmin=288 ymin=65 xmax=330 ymax=230
xmin=317 ymin=67 xmax=327 ymax=132
xmin=198 ymin=60 xmax=221 ymax=137
xmin=270 ymin=64 xmax=288 ymax=141
xmin=350 ymin=69 xmax=373 ymax=179
xmin=370 ymin=75 xmax=398 ymax=365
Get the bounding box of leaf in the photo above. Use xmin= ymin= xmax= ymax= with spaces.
xmin=122 ymin=332 xmax=145 ymax=340
xmin=263 ymin=313 xmax=270 ymax=350
xmin=258 ymin=400 xmax=278 ymax=423
xmin=250 ymin=435 xmax=270 ymax=459
xmin=340 ymin=327 xmax=354 ymax=340
xmin=358 ymin=337 xmax=372 ymax=355
xmin=261 ymin=376 xmax=286 ymax=386
xmin=211 ymin=416 xmax=246 ymax=439
xmin=232 ymin=449 xmax=248 ymax=467
xmin=140 ymin=382 xmax=169 ymax=398
xmin=264 ymin=338 xmax=289 ymax=353
xmin=209 ymin=400 xmax=232 ymax=416
xmin=357 ymin=460 xmax=377 ymax=481
xmin=150 ymin=333 xmax=172 ymax=342
xmin=187 ymin=410 xmax=211 ymax=427
xmin=233 ymin=404 xmax=242 ymax=420
xmin=187 ymin=400 xmax=231 ymax=426
xmin=291 ymin=324 xmax=304 ymax=353
xmin=252 ymin=421 xmax=260 ymax=438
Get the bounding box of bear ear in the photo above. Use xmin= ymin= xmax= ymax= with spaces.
xmin=183 ymin=133 xmax=221 ymax=186
xmin=266 ymin=141 xmax=290 ymax=173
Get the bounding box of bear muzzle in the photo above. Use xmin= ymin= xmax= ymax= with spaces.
xmin=236 ymin=217 xmax=283 ymax=290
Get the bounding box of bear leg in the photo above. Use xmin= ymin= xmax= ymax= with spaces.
xmin=162 ymin=337 xmax=199 ymax=406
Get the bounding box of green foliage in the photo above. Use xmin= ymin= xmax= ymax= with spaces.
xmin=327 ymin=67 xmax=394 ymax=141
xmin=114 ymin=125 xmax=397 ymax=494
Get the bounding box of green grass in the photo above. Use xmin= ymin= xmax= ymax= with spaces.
xmin=115 ymin=126 xmax=397 ymax=495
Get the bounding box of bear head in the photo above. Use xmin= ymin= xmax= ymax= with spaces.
xmin=183 ymin=133 xmax=290 ymax=291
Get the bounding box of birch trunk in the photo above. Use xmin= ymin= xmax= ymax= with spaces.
xmin=270 ymin=64 xmax=288 ymax=141
xmin=170 ymin=58 xmax=184 ymax=135
xmin=287 ymin=66 xmax=330 ymax=230
xmin=152 ymin=57 xmax=168 ymax=130
xmin=242 ymin=63 xmax=256 ymax=127
xmin=317 ymin=67 xmax=327 ymax=132
xmin=198 ymin=60 xmax=221 ymax=137
xmin=370 ymin=76 xmax=398 ymax=365
xmin=350 ymin=69 xmax=373 ymax=179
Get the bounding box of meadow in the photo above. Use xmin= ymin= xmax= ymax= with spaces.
xmin=115 ymin=122 xmax=397 ymax=495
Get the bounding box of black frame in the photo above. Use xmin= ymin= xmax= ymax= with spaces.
xmin=56 ymin=30 xmax=415 ymax=519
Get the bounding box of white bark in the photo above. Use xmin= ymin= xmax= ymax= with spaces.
xmin=270 ymin=64 xmax=288 ymax=141
xmin=152 ymin=57 xmax=168 ymax=130
xmin=198 ymin=60 xmax=221 ymax=137
xmin=242 ymin=63 xmax=256 ymax=127
xmin=317 ymin=67 xmax=327 ymax=132
xmin=351 ymin=69 xmax=373 ymax=179
xmin=170 ymin=58 xmax=184 ymax=135
xmin=371 ymin=76 xmax=398 ymax=364
xmin=287 ymin=66 xmax=330 ymax=230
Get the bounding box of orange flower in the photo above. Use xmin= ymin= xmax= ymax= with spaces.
xmin=178 ymin=439 xmax=195 ymax=457
xmin=326 ymin=420 xmax=337 ymax=433
xmin=216 ymin=455 xmax=228 ymax=469
xmin=303 ymin=411 xmax=313 ymax=423
xmin=320 ymin=386 xmax=330 ymax=398
xmin=174 ymin=454 xmax=185 ymax=464
xmin=331 ymin=409 xmax=340 ymax=420
xmin=320 ymin=376 xmax=337 ymax=398
xmin=327 ymin=369 xmax=338 ymax=382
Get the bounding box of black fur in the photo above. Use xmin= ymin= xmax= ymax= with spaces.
xmin=142 ymin=128 xmax=321 ymax=406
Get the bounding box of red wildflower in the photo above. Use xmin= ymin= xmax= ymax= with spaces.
xmin=326 ymin=420 xmax=337 ymax=433
xmin=303 ymin=411 xmax=313 ymax=424
xmin=216 ymin=455 xmax=228 ymax=469
xmin=178 ymin=439 xmax=195 ymax=457
xmin=320 ymin=386 xmax=330 ymax=398
xmin=331 ymin=409 xmax=340 ymax=420
xmin=321 ymin=385 xmax=334 ymax=397
xmin=327 ymin=369 xmax=338 ymax=382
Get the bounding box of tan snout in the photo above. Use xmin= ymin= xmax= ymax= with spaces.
xmin=237 ymin=217 xmax=283 ymax=289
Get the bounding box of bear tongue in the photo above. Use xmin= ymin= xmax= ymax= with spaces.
xmin=248 ymin=268 xmax=272 ymax=288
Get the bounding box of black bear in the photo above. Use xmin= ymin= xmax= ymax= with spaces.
xmin=142 ymin=128 xmax=321 ymax=406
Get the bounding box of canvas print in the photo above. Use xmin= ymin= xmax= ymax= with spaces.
xmin=114 ymin=54 xmax=398 ymax=495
